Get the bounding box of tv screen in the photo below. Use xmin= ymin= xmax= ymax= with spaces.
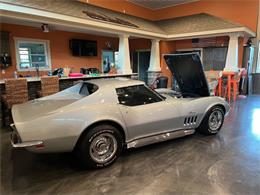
xmin=69 ymin=39 xmax=97 ymax=56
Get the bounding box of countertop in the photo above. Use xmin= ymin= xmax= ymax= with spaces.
xmin=0 ymin=73 xmax=138 ymax=85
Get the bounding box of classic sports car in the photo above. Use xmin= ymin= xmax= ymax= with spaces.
xmin=10 ymin=54 xmax=230 ymax=168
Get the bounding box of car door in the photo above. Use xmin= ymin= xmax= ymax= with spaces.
xmin=116 ymin=85 xmax=182 ymax=140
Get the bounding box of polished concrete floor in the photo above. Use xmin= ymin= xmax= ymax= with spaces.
xmin=1 ymin=96 xmax=260 ymax=195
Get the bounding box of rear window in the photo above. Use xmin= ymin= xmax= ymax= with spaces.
xmin=79 ymin=82 xmax=98 ymax=96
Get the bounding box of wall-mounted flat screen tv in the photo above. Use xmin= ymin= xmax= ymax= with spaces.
xmin=69 ymin=39 xmax=97 ymax=56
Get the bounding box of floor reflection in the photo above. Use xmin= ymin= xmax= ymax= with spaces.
xmin=252 ymin=108 xmax=260 ymax=140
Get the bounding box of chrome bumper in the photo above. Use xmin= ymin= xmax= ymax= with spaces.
xmin=10 ymin=123 xmax=43 ymax=148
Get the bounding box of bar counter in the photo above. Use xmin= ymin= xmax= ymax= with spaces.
xmin=0 ymin=73 xmax=138 ymax=99
xmin=0 ymin=73 xmax=138 ymax=85
xmin=0 ymin=73 xmax=137 ymax=127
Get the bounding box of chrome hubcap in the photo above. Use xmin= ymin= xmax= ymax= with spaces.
xmin=208 ymin=110 xmax=223 ymax=131
xmin=90 ymin=133 xmax=117 ymax=164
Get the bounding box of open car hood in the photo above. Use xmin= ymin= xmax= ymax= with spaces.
xmin=164 ymin=53 xmax=210 ymax=97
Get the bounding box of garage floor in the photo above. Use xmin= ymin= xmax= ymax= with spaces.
xmin=1 ymin=96 xmax=260 ymax=195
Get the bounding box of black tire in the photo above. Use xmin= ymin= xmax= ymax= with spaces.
xmin=76 ymin=124 xmax=123 ymax=169
xmin=196 ymin=106 xmax=225 ymax=135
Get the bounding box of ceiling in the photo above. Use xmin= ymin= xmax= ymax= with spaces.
xmin=128 ymin=0 xmax=198 ymax=10
xmin=1 ymin=17 xmax=119 ymax=38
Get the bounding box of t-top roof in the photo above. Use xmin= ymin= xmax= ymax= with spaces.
xmin=87 ymin=78 xmax=144 ymax=88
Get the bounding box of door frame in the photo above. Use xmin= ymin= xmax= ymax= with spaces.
xmin=101 ymin=49 xmax=115 ymax=73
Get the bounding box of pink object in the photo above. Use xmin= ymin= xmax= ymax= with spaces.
xmin=68 ymin=73 xmax=84 ymax=77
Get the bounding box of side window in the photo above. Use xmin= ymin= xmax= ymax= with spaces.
xmin=79 ymin=83 xmax=98 ymax=96
xmin=15 ymin=38 xmax=51 ymax=71
xmin=116 ymin=85 xmax=163 ymax=106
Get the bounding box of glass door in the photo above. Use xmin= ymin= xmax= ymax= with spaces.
xmin=132 ymin=50 xmax=151 ymax=83
xmin=102 ymin=50 xmax=115 ymax=73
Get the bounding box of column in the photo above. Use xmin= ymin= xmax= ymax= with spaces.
xmin=251 ymin=0 xmax=260 ymax=94
xmin=118 ymin=34 xmax=132 ymax=74
xmin=224 ymin=33 xmax=240 ymax=72
xmin=252 ymin=0 xmax=260 ymax=73
xmin=148 ymin=39 xmax=161 ymax=85
xmin=0 ymin=85 xmax=3 ymax=127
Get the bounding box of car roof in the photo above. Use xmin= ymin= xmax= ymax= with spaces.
xmin=85 ymin=77 xmax=145 ymax=89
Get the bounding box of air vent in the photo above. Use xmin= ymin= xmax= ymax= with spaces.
xmin=184 ymin=116 xmax=197 ymax=126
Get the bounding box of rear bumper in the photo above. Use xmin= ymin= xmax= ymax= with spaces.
xmin=10 ymin=123 xmax=44 ymax=148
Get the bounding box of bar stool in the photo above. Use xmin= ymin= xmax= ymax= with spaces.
xmin=218 ymin=71 xmax=236 ymax=101
xmin=230 ymin=70 xmax=244 ymax=101
xmin=1 ymin=78 xmax=28 ymax=125
xmin=217 ymin=71 xmax=229 ymax=97
xmin=1 ymin=78 xmax=28 ymax=108
xmin=38 ymin=76 xmax=59 ymax=97
xmin=205 ymin=70 xmax=220 ymax=96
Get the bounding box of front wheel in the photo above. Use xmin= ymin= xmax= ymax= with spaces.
xmin=76 ymin=124 xmax=123 ymax=169
xmin=196 ymin=106 xmax=225 ymax=135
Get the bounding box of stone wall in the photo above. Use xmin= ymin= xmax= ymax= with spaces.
xmin=147 ymin=71 xmax=162 ymax=86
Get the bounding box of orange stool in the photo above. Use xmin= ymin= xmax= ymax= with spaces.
xmin=230 ymin=69 xmax=245 ymax=101
xmin=218 ymin=71 xmax=236 ymax=102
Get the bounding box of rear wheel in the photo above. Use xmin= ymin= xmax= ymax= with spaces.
xmin=76 ymin=124 xmax=123 ymax=169
xmin=196 ymin=106 xmax=225 ymax=135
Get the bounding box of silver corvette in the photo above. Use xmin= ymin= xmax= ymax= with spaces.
xmin=10 ymin=54 xmax=230 ymax=168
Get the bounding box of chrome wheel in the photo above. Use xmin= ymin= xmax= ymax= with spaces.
xmin=89 ymin=133 xmax=117 ymax=164
xmin=208 ymin=110 xmax=223 ymax=131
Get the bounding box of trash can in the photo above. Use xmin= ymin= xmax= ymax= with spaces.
xmin=156 ymin=76 xmax=168 ymax=88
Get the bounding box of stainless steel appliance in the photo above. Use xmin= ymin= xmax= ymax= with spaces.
xmin=242 ymin=46 xmax=254 ymax=95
